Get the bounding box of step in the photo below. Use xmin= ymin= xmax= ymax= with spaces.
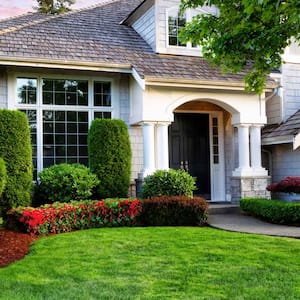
xmin=208 ymin=204 xmax=240 ymax=215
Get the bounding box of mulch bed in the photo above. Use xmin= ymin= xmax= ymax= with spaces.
xmin=0 ymin=229 xmax=38 ymax=268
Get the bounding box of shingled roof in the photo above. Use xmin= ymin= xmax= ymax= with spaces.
xmin=262 ymin=110 xmax=300 ymax=146
xmin=0 ymin=0 xmax=273 ymax=86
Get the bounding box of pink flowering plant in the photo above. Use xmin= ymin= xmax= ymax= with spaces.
xmin=7 ymin=199 xmax=142 ymax=235
xmin=266 ymin=176 xmax=300 ymax=194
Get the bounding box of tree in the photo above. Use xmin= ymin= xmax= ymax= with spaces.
xmin=35 ymin=0 xmax=75 ymax=14
xmin=180 ymin=0 xmax=300 ymax=94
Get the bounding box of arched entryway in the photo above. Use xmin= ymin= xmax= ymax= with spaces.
xmin=168 ymin=101 xmax=227 ymax=201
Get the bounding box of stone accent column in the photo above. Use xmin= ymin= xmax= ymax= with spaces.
xmin=142 ymin=122 xmax=155 ymax=177
xmin=156 ymin=122 xmax=170 ymax=170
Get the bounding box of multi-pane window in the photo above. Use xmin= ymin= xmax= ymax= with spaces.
xmin=16 ymin=77 xmax=113 ymax=178
xmin=42 ymin=79 xmax=88 ymax=106
xmin=167 ymin=8 xmax=206 ymax=49
xmin=168 ymin=12 xmax=187 ymax=47
xmin=212 ymin=117 xmax=219 ymax=164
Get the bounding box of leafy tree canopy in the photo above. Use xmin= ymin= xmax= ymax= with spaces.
xmin=35 ymin=0 xmax=75 ymax=14
xmin=180 ymin=0 xmax=300 ymax=94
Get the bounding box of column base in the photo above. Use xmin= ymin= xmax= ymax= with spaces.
xmin=232 ymin=167 xmax=268 ymax=177
xmin=231 ymin=176 xmax=271 ymax=204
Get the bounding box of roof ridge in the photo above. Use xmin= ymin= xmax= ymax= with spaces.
xmin=0 ymin=11 xmax=35 ymax=23
xmin=0 ymin=0 xmax=121 ymax=36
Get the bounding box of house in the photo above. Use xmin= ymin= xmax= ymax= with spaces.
xmin=1 ymin=0 xmax=296 ymax=203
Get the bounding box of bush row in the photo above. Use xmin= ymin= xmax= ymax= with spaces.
xmin=7 ymin=196 xmax=209 ymax=235
xmin=139 ymin=196 xmax=208 ymax=226
xmin=7 ymin=199 xmax=142 ymax=235
xmin=0 ymin=157 xmax=6 ymax=197
xmin=240 ymin=198 xmax=300 ymax=226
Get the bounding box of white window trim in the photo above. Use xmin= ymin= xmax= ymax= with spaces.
xmin=8 ymin=72 xmax=119 ymax=174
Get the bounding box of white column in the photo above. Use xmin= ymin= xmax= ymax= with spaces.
xmin=250 ymin=125 xmax=268 ymax=175
xmin=142 ymin=122 xmax=155 ymax=177
xmin=156 ymin=122 xmax=170 ymax=170
xmin=233 ymin=124 xmax=252 ymax=176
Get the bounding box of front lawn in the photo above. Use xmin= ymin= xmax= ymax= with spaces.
xmin=1 ymin=227 xmax=300 ymax=300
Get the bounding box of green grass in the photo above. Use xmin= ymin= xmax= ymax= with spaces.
xmin=1 ymin=227 xmax=300 ymax=300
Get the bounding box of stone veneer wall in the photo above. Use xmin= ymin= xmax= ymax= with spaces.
xmin=231 ymin=177 xmax=271 ymax=204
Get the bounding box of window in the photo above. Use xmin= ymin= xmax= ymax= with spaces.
xmin=15 ymin=77 xmax=113 ymax=178
xmin=167 ymin=7 xmax=214 ymax=49
xmin=168 ymin=11 xmax=187 ymax=47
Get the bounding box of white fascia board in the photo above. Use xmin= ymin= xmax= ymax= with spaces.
xmin=262 ymin=135 xmax=293 ymax=145
xmin=144 ymin=76 xmax=276 ymax=91
xmin=293 ymin=132 xmax=300 ymax=150
xmin=132 ymin=67 xmax=145 ymax=90
xmin=0 ymin=56 xmax=132 ymax=73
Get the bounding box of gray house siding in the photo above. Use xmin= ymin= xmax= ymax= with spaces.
xmin=271 ymin=144 xmax=300 ymax=182
xmin=0 ymin=68 xmax=7 ymax=108
xmin=282 ymin=63 xmax=300 ymax=121
xmin=132 ymin=5 xmax=156 ymax=51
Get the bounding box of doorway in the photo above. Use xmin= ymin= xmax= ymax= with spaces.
xmin=168 ymin=113 xmax=211 ymax=198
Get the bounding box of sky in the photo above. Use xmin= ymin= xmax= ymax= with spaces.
xmin=0 ymin=0 xmax=103 ymax=19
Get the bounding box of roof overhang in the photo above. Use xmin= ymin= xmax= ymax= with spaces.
xmin=143 ymin=76 xmax=277 ymax=92
xmin=0 ymin=56 xmax=132 ymax=74
xmin=262 ymin=133 xmax=300 ymax=150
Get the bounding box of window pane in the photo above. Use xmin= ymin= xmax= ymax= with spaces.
xmin=42 ymin=110 xmax=88 ymax=168
xmin=168 ymin=12 xmax=186 ymax=47
xmin=17 ymin=78 xmax=37 ymax=104
xmin=94 ymin=82 xmax=111 ymax=106
xmin=42 ymin=79 xmax=88 ymax=106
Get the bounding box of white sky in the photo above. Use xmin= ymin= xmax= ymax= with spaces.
xmin=0 ymin=0 xmax=104 ymax=19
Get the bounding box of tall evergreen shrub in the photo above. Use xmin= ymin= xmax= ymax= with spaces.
xmin=88 ymin=119 xmax=132 ymax=198
xmin=0 ymin=157 xmax=6 ymax=197
xmin=0 ymin=109 xmax=33 ymax=215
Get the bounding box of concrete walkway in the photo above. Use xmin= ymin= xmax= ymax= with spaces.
xmin=208 ymin=213 xmax=300 ymax=238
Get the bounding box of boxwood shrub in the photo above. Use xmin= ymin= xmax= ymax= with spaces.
xmin=35 ymin=163 xmax=99 ymax=205
xmin=0 ymin=110 xmax=33 ymax=216
xmin=142 ymin=169 xmax=196 ymax=198
xmin=240 ymin=198 xmax=300 ymax=226
xmin=88 ymin=119 xmax=132 ymax=198
xmin=139 ymin=195 xmax=208 ymax=226
xmin=0 ymin=157 xmax=7 ymax=197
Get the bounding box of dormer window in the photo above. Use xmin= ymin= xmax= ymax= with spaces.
xmin=167 ymin=8 xmax=201 ymax=49
xmin=168 ymin=10 xmax=187 ymax=47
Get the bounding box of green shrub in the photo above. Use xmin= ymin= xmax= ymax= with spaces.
xmin=142 ymin=169 xmax=196 ymax=198
xmin=0 ymin=157 xmax=7 ymax=197
xmin=36 ymin=163 xmax=99 ymax=204
xmin=7 ymin=199 xmax=142 ymax=235
xmin=88 ymin=119 xmax=132 ymax=198
xmin=240 ymin=198 xmax=300 ymax=226
xmin=0 ymin=110 xmax=33 ymax=216
xmin=139 ymin=196 xmax=208 ymax=226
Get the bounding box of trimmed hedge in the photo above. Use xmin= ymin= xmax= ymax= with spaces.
xmin=0 ymin=110 xmax=33 ymax=215
xmin=240 ymin=198 xmax=300 ymax=226
xmin=139 ymin=196 xmax=208 ymax=226
xmin=7 ymin=199 xmax=142 ymax=235
xmin=88 ymin=119 xmax=132 ymax=199
xmin=35 ymin=163 xmax=99 ymax=205
xmin=0 ymin=157 xmax=6 ymax=197
xmin=142 ymin=169 xmax=196 ymax=198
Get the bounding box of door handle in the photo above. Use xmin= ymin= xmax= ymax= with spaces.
xmin=184 ymin=160 xmax=189 ymax=172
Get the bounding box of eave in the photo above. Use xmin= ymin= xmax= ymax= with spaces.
xmin=0 ymin=56 xmax=132 ymax=74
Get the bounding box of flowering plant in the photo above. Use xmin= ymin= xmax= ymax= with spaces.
xmin=7 ymin=199 xmax=142 ymax=235
xmin=266 ymin=176 xmax=300 ymax=193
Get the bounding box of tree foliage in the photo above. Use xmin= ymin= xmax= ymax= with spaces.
xmin=35 ymin=0 xmax=75 ymax=14
xmin=180 ymin=0 xmax=300 ymax=94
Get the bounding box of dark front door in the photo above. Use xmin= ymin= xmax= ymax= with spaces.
xmin=169 ymin=113 xmax=211 ymax=197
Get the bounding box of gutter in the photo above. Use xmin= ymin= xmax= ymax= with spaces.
xmin=0 ymin=56 xmax=132 ymax=74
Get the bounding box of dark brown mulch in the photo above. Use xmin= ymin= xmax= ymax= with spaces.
xmin=0 ymin=229 xmax=38 ymax=268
